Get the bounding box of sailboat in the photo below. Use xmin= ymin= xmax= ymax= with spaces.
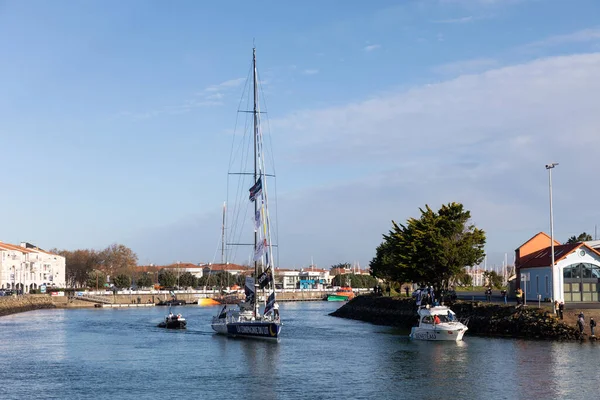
xmin=210 ymin=47 xmax=282 ymax=341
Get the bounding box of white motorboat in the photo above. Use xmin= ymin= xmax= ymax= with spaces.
xmin=410 ymin=305 xmax=468 ymax=341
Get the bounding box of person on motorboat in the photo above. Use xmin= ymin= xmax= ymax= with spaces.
xmin=433 ymin=315 xmax=441 ymax=325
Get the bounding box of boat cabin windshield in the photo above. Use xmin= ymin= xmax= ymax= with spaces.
xmin=421 ymin=315 xmax=451 ymax=324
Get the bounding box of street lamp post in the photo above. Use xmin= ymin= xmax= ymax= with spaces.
xmin=546 ymin=162 xmax=559 ymax=303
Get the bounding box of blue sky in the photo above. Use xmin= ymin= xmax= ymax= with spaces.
xmin=2 ymin=0 xmax=600 ymax=270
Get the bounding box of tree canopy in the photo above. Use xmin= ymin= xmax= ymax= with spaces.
xmin=483 ymin=271 xmax=503 ymax=289
xmin=136 ymin=273 xmax=154 ymax=289
xmin=112 ymin=274 xmax=131 ymax=289
xmin=86 ymin=269 xmax=107 ymax=290
xmin=370 ymin=202 xmax=486 ymax=292
xmin=178 ymin=272 xmax=198 ymax=288
xmin=53 ymin=243 xmax=138 ymax=288
xmin=158 ymin=269 xmax=177 ymax=288
xmin=566 ymin=232 xmax=593 ymax=244
xmin=332 ymin=274 xmax=378 ymax=288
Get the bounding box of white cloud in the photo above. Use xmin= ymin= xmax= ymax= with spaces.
xmin=364 ymin=44 xmax=381 ymax=52
xmin=206 ymin=92 xmax=225 ymax=100
xmin=524 ymin=27 xmax=600 ymax=48
xmin=433 ymin=16 xmax=474 ymax=24
xmin=302 ymin=69 xmax=319 ymax=75
xmin=269 ymin=53 xmax=600 ymax=266
xmin=432 ymin=57 xmax=498 ymax=75
xmin=204 ymin=77 xmax=246 ymax=92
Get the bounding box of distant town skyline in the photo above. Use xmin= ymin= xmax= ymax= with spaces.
xmin=2 ymin=1 xmax=600 ymax=270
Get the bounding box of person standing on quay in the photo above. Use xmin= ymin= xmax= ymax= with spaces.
xmin=558 ymin=301 xmax=564 ymax=320
xmin=590 ymin=318 xmax=596 ymax=337
xmin=577 ymin=314 xmax=585 ymax=335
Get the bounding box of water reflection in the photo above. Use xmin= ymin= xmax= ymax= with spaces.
xmin=1 ymin=303 xmax=599 ymax=399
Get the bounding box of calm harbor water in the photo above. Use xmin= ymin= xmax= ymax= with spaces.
xmin=0 ymin=301 xmax=598 ymax=399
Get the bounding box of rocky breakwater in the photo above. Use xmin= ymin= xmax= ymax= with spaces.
xmin=0 ymin=295 xmax=56 ymax=317
xmin=330 ymin=296 xmax=582 ymax=341
xmin=451 ymin=302 xmax=581 ymax=340
xmin=330 ymin=295 xmax=419 ymax=327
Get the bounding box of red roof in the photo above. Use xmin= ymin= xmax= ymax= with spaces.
xmin=517 ymin=243 xmax=600 ymax=269
xmin=204 ymin=263 xmax=249 ymax=272
xmin=0 ymin=241 xmax=59 ymax=255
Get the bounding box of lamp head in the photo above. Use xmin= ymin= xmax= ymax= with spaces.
xmin=545 ymin=163 xmax=559 ymax=169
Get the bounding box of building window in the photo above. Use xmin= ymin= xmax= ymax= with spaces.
xmin=545 ymin=276 xmax=549 ymax=294
xmin=536 ymin=276 xmax=539 ymax=294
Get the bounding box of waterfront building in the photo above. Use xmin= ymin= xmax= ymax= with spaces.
xmin=0 ymin=241 xmax=66 ymax=292
xmin=515 ymin=232 xmax=600 ymax=303
xmin=202 ymin=263 xmax=250 ymax=276
xmin=464 ymin=267 xmax=486 ymax=287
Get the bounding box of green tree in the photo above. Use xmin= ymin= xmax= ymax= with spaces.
xmin=178 ymin=272 xmax=198 ymax=288
xmin=370 ymin=202 xmax=486 ymax=293
xmin=483 ymin=271 xmax=503 ymax=289
xmin=136 ymin=273 xmax=154 ymax=289
xmin=456 ymin=270 xmax=473 ymax=287
xmin=112 ymin=274 xmax=131 ymax=289
xmin=198 ymin=272 xmax=238 ymax=288
xmin=332 ymin=274 xmax=378 ymax=288
xmin=235 ymin=274 xmax=247 ymax=287
xmin=158 ymin=269 xmax=177 ymax=287
xmin=566 ymin=232 xmax=593 ymax=244
xmin=86 ymin=269 xmax=107 ymax=290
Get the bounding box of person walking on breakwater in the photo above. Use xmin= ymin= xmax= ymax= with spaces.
xmin=516 ymin=288 xmax=523 ymax=306
xmin=590 ymin=318 xmax=596 ymax=337
xmin=554 ymin=300 xmax=559 ymax=317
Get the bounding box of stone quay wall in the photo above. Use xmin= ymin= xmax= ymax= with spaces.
xmin=0 ymin=295 xmax=56 ymax=317
xmin=330 ymin=295 xmax=583 ymax=341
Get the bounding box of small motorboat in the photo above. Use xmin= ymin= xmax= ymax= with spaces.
xmin=158 ymin=311 xmax=187 ymax=329
xmin=410 ymin=305 xmax=467 ymax=341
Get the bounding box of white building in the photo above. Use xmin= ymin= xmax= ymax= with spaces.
xmin=275 ymin=268 xmax=331 ymax=289
xmin=202 ymin=263 xmax=249 ymax=276
xmin=516 ymin=233 xmax=600 ymax=303
xmin=465 ymin=267 xmax=486 ymax=287
xmin=0 ymin=241 xmax=66 ymax=292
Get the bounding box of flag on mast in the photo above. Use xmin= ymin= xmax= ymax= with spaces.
xmin=254 ymin=238 xmax=267 ymax=261
xmin=257 ymin=267 xmax=273 ymax=289
xmin=254 ymin=209 xmax=261 ymax=230
xmin=264 ymin=291 xmax=276 ymax=314
xmin=249 ymin=177 xmax=262 ymax=202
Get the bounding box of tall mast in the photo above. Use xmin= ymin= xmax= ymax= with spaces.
xmin=252 ymin=47 xmax=259 ymax=319
xmin=221 ymin=201 xmax=226 ymax=264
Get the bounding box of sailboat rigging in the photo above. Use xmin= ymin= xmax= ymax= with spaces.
xmin=211 ymin=47 xmax=281 ymax=341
